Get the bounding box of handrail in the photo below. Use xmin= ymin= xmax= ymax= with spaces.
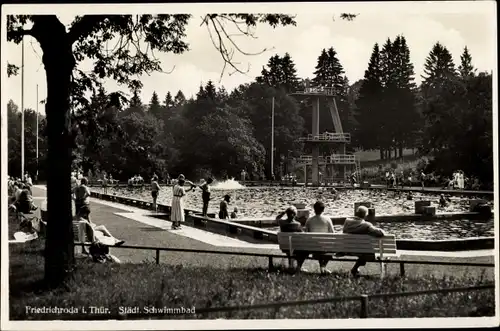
xmin=75 ymin=242 xmax=495 ymax=268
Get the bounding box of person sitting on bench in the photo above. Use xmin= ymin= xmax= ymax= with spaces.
xmin=74 ymin=205 xmax=125 ymax=249
xmin=304 ymin=201 xmax=336 ymax=275
xmin=277 ymin=206 xmax=308 ymax=272
xmin=343 ymin=206 xmax=385 ymax=277
xmin=9 ymin=184 xmax=38 ymax=214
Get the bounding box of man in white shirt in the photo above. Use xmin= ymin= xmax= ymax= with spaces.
xmin=304 ymin=201 xmax=335 ymax=274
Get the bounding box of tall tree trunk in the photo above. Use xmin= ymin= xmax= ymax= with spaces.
xmin=399 ymin=145 xmax=404 ymax=159
xmin=35 ymin=16 xmax=77 ymax=288
xmin=380 ymin=148 xmax=384 ymax=160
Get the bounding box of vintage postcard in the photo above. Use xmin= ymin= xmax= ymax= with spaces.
xmin=1 ymin=1 xmax=498 ymax=330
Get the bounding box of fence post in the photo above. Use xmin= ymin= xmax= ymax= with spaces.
xmin=156 ymin=250 xmax=160 ymax=264
xmin=360 ymin=295 xmax=369 ymax=318
xmin=400 ymin=262 xmax=405 ymax=277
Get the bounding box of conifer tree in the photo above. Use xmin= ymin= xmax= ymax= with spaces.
xmin=356 ymin=43 xmax=384 ymax=152
xmin=421 ymin=42 xmax=457 ymax=89
xmin=149 ymin=91 xmax=162 ymax=117
xmin=311 ymin=47 xmax=352 ymax=136
xmin=420 ymin=42 xmax=459 ymax=155
xmin=164 ymin=91 xmax=174 ymax=110
xmin=458 ymin=46 xmax=476 ymax=79
xmin=392 ymin=35 xmax=419 ymax=156
xmin=257 ymin=53 xmax=301 ymax=93
xmin=174 ymin=90 xmax=186 ymax=106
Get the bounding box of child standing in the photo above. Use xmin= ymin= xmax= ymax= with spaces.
xmin=199 ymin=178 xmax=213 ymax=217
xmin=151 ymin=175 xmax=161 ymax=212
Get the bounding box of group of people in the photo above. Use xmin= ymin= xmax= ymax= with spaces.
xmin=277 ymin=203 xmax=385 ymax=277
xmin=151 ymin=175 xmax=239 ymax=230
xmin=128 ymin=174 xmax=144 ymax=186
xmin=8 ymin=175 xmax=37 ymax=215
xmin=384 ymin=169 xmax=426 ymax=189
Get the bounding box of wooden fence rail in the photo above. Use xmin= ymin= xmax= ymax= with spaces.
xmin=75 ymin=242 xmax=495 ymax=278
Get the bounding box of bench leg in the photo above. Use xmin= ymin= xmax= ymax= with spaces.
xmin=268 ymin=256 xmax=274 ymax=271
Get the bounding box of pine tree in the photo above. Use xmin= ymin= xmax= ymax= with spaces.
xmin=458 ymin=46 xmax=476 ymax=79
xmin=129 ymin=89 xmax=142 ymax=108
xmin=356 ymin=43 xmax=384 ymax=151
xmin=280 ymin=53 xmax=301 ymax=92
xmin=421 ymin=42 xmax=457 ymax=89
xmin=149 ymin=91 xmax=162 ymax=118
xmin=256 ymin=53 xmax=300 ymax=93
xmin=164 ymin=92 xmax=174 ymax=110
xmin=312 ymin=49 xmax=329 ymax=87
xmin=420 ymin=42 xmax=460 ymax=155
xmin=391 ymin=35 xmax=420 ymax=156
xmin=174 ymin=90 xmax=186 ymax=107
xmin=310 ymin=47 xmax=353 ymax=136
xmin=312 ymin=47 xmax=346 ymax=91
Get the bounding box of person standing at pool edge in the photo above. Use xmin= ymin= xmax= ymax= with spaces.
xmin=170 ymin=174 xmax=195 ymax=230
xmin=151 ymin=175 xmax=161 ymax=213
xmin=199 ymin=178 xmax=213 ymax=217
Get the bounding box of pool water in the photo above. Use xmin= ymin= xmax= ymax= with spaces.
xmin=94 ymin=186 xmax=489 ymax=218
xmin=92 ymin=186 xmax=494 ymax=241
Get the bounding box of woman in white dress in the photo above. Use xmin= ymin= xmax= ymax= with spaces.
xmin=170 ymin=174 xmax=195 ymax=230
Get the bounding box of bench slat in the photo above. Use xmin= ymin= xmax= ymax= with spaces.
xmin=278 ymin=234 xmax=395 ymax=242
xmin=280 ymin=239 xmax=396 ymax=248
xmin=280 ymin=243 xmax=396 ymax=250
xmin=278 ymin=236 xmax=395 ymax=245
xmin=280 ymin=237 xmax=396 ymax=244
xmin=278 ymin=233 xmax=396 ymax=239
xmin=280 ymin=244 xmax=397 ymax=254
xmin=278 ymin=234 xmax=396 ymax=242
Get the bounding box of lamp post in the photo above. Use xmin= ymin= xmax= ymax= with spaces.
xmin=36 ymin=84 xmax=39 ymax=181
xmin=21 ymin=37 xmax=25 ymax=181
xmin=270 ymin=96 xmax=275 ymax=179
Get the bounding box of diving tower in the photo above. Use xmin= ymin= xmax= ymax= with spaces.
xmin=290 ymin=85 xmax=360 ymax=186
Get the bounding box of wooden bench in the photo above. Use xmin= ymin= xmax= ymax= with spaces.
xmin=73 ymin=221 xmax=92 ymax=254
xmin=278 ymin=233 xmax=398 ymax=277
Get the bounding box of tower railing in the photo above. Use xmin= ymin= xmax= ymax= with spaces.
xmin=295 ymin=154 xmax=357 ymax=165
xmin=298 ymin=132 xmax=351 ymax=143
xmin=296 ymin=86 xmax=337 ymax=95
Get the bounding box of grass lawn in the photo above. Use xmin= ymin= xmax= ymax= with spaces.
xmin=8 ymin=214 xmax=495 ymax=320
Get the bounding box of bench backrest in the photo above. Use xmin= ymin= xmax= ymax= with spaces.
xmin=72 ymin=221 xmax=90 ymax=243
xmin=278 ymin=232 xmax=397 ymax=256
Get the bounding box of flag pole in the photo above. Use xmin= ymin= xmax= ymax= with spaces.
xmin=21 ymin=37 xmax=25 ymax=181
xmin=271 ymin=96 xmax=275 ymax=179
xmin=36 ymin=84 xmax=39 ymax=181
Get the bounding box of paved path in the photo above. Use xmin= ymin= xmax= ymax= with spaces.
xmin=31 ymin=186 xmax=495 ymax=279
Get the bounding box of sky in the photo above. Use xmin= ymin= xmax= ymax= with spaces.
xmin=2 ymin=2 xmax=497 ymax=113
